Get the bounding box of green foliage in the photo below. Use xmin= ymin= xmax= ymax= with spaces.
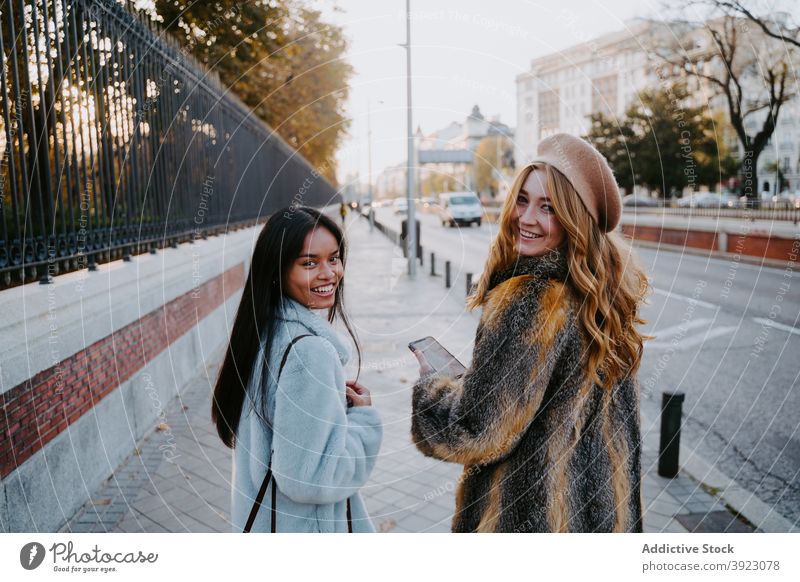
xmin=585 ymin=85 xmax=738 ymax=197
xmin=149 ymin=1 xmax=352 ymax=184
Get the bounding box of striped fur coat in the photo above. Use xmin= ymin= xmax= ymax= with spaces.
xmin=411 ymin=247 xmax=642 ymax=532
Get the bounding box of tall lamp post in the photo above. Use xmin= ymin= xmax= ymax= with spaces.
xmin=368 ymin=101 xmax=374 ymax=232
xmin=402 ymin=0 xmax=417 ymax=277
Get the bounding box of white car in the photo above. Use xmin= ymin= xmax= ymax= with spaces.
xmin=393 ymin=198 xmax=408 ymax=214
xmin=677 ymin=193 xmax=725 ymax=208
xmin=438 ymin=192 xmax=483 ymax=227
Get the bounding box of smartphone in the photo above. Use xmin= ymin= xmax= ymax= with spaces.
xmin=408 ymin=336 xmax=467 ymax=377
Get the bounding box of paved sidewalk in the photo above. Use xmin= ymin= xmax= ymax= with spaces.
xmin=65 ymin=214 xmax=777 ymax=533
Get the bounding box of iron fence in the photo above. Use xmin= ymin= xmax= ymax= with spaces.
xmin=622 ymin=205 xmax=800 ymax=223
xmin=0 ymin=0 xmax=337 ymax=289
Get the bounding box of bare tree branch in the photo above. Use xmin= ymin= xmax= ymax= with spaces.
xmin=713 ymin=0 xmax=800 ymax=49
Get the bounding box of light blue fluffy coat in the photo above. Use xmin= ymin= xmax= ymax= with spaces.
xmin=231 ymin=298 xmax=382 ymax=532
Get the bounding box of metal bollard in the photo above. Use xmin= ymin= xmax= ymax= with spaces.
xmin=466 ymin=272 xmax=473 ymax=296
xmin=445 ymin=261 xmax=451 ymax=288
xmin=658 ymin=391 xmax=685 ymax=478
xmin=430 ymin=252 xmax=436 ymax=276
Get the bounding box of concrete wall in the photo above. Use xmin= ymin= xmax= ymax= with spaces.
xmin=0 ymin=226 xmax=259 ymax=532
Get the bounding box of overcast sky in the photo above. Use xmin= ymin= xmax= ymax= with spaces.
xmin=322 ymin=0 xmax=673 ymax=185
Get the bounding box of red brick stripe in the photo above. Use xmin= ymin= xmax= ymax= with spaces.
xmin=620 ymin=224 xmax=719 ymax=251
xmin=0 ymin=263 xmax=245 ymax=479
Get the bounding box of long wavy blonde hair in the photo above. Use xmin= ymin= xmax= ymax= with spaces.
xmin=468 ymin=162 xmax=651 ymax=389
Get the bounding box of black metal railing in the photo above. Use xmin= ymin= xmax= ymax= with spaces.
xmin=0 ymin=0 xmax=337 ymax=289
xmin=622 ymin=205 xmax=800 ymax=223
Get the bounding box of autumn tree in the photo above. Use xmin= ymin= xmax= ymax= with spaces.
xmin=697 ymin=1 xmax=800 ymax=49
xmin=419 ymin=172 xmax=458 ymax=197
xmin=474 ymin=136 xmax=513 ymax=198
xmin=652 ymin=9 xmax=797 ymax=206
xmin=586 ymin=84 xmax=737 ymax=197
xmin=144 ymin=1 xmax=352 ymax=184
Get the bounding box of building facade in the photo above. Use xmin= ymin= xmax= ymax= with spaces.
xmin=515 ymin=17 xmax=800 ymax=196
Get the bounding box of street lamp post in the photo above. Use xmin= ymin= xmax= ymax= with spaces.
xmin=402 ymin=0 xmax=417 ymax=277
xmin=368 ymin=102 xmax=374 ymax=232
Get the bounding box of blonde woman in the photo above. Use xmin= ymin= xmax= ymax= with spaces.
xmin=411 ymin=133 xmax=649 ymax=532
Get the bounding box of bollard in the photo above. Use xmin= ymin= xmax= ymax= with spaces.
xmin=466 ymin=272 xmax=473 ymax=296
xmin=416 ymin=220 xmax=422 ymax=264
xmin=658 ymin=391 xmax=685 ymax=478
xmin=445 ymin=261 xmax=451 ymax=288
xmin=430 ymin=252 xmax=436 ymax=276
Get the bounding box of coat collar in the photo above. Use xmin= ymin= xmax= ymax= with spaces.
xmin=277 ymin=297 xmax=352 ymax=364
xmin=488 ymin=246 xmax=569 ymax=291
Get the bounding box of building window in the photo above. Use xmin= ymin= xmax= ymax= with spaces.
xmin=538 ymin=89 xmax=560 ymax=138
xmin=592 ymin=74 xmax=617 ymax=117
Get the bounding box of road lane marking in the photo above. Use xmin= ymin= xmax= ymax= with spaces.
xmin=752 ymin=318 xmax=800 ymax=337
xmin=645 ymin=318 xmax=712 ymax=340
xmin=646 ymin=325 xmax=738 ymax=350
xmin=651 ymin=287 xmax=719 ymax=310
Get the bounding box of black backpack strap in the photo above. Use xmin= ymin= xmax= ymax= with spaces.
xmin=347 ymin=497 xmax=353 ymax=533
xmin=243 ymin=334 xmax=312 ymax=533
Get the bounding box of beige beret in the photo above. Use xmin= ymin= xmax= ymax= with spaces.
xmin=531 ymin=133 xmax=621 ymax=232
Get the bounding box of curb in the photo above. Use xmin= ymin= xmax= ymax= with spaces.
xmin=678 ymin=444 xmax=797 ymax=533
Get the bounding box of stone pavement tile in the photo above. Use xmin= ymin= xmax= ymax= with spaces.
xmin=184 ymin=502 xmax=229 ymax=529
xmin=658 ymin=519 xmax=689 ymax=534
xmin=67 ymin=522 xmax=104 ymax=533
xmin=155 ymin=485 xmax=209 ymax=514
xmin=645 ymin=496 xmax=690 ymax=518
xmin=169 ymin=513 xmax=221 ymax=533
xmin=130 ymin=495 xmax=175 ymax=519
xmin=395 ymin=510 xmax=444 ymax=533
xmin=645 ymin=511 xmax=685 ymax=533
xmin=129 ymin=509 xmax=171 ymax=533
xmin=368 ymin=485 xmax=412 ymax=508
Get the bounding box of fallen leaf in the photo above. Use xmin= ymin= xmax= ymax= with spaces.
xmin=156 ymin=423 xmax=170 ymax=432
xmin=378 ymin=518 xmax=396 ymax=533
xmin=93 ymin=498 xmax=112 ymax=506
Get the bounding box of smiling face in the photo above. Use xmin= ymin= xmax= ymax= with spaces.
xmin=284 ymin=226 xmax=343 ymax=310
xmin=511 ymin=169 xmax=566 ymax=257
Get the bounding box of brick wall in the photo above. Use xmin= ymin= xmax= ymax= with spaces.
xmin=0 ymin=263 xmax=245 ymax=479
xmin=729 ymin=233 xmax=800 ymax=263
xmin=621 ymin=224 xmax=799 ymax=264
xmin=620 ymin=224 xmax=719 ymax=251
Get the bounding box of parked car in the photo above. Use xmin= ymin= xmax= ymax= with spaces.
xmin=622 ymin=194 xmax=660 ymax=207
xmin=677 ymin=192 xmax=727 ymax=208
xmin=771 ymin=191 xmax=800 ymax=209
xmin=438 ymin=192 xmax=483 ymax=227
xmin=393 ymin=198 xmax=408 ymax=215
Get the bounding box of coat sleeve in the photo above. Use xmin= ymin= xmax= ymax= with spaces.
xmin=271 ymin=336 xmax=382 ymax=505
xmin=411 ymin=277 xmax=573 ymax=466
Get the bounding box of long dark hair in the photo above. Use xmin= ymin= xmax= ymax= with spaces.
xmin=211 ymin=206 xmax=360 ymax=448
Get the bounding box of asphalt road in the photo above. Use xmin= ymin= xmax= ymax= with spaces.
xmin=370 ymin=206 xmax=800 ymax=525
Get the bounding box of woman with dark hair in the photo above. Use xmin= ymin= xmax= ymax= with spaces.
xmin=212 ymin=206 xmax=382 ymax=533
